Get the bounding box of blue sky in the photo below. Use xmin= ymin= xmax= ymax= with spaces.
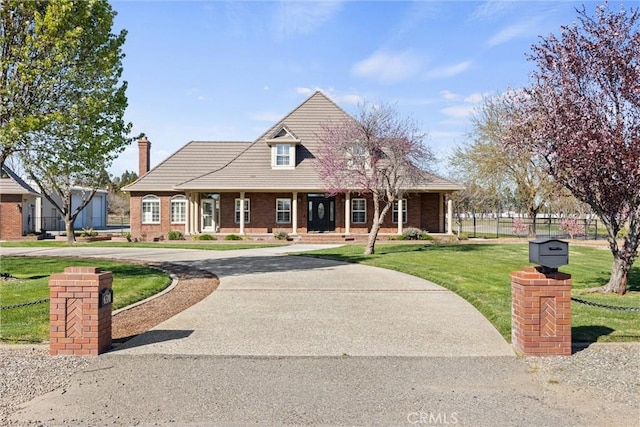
xmin=110 ymin=0 xmax=624 ymax=177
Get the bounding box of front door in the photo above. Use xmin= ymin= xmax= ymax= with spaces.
xmin=201 ymin=199 xmax=216 ymax=232
xmin=307 ymin=196 xmax=335 ymax=232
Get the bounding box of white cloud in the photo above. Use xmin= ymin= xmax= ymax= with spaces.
xmin=263 ymin=85 xmax=270 ymax=91
xmin=440 ymin=90 xmax=458 ymax=100
xmin=352 ymin=50 xmax=422 ymax=84
xmin=487 ymin=22 xmax=535 ymax=47
xmin=470 ymin=1 xmax=513 ymax=21
xmin=427 ymin=60 xmax=472 ymax=79
xmin=273 ymin=1 xmax=342 ymax=39
xmin=440 ymin=105 xmax=475 ymax=119
xmin=464 ymin=92 xmax=484 ymax=104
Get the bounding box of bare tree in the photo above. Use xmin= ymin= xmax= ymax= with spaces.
xmin=450 ymin=94 xmax=556 ymax=237
xmin=316 ymin=102 xmax=434 ymax=254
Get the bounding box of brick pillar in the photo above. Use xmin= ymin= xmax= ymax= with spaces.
xmin=49 ymin=267 xmax=113 ymax=356
xmin=511 ymin=266 xmax=572 ymax=356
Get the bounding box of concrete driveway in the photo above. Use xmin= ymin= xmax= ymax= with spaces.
xmin=1 ymin=245 xmax=512 ymax=357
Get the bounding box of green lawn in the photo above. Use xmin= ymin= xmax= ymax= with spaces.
xmin=300 ymin=243 xmax=640 ymax=343
xmin=0 ymin=240 xmax=287 ymax=250
xmin=0 ymin=257 xmax=171 ymax=343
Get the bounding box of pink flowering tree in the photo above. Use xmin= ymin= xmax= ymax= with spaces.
xmin=560 ymin=218 xmax=586 ymax=240
xmin=508 ymin=4 xmax=640 ymax=294
xmin=315 ymin=103 xmax=434 ymax=255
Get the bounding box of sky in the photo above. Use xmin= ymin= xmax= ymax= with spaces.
xmin=109 ymin=0 xmax=627 ymax=177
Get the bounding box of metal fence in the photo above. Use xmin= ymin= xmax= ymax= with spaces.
xmin=452 ymin=215 xmax=606 ymax=240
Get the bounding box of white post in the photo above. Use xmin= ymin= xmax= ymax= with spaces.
xmin=292 ymin=192 xmax=298 ymax=235
xmin=397 ymin=198 xmax=403 ymax=235
xmin=344 ymin=192 xmax=351 ymax=234
xmin=239 ymin=192 xmax=245 ymax=235
xmin=447 ymin=197 xmax=454 ymax=235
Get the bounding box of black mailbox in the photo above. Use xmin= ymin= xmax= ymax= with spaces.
xmin=529 ymin=238 xmax=569 ymax=270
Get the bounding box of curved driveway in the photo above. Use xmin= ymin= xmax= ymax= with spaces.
xmin=1 ymin=244 xmax=512 ymax=357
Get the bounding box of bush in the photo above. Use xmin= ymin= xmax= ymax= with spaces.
xmin=273 ymin=230 xmax=289 ymax=240
xmin=193 ymin=234 xmax=216 ymax=240
xmin=458 ymin=233 xmax=469 ymax=241
xmin=80 ymin=227 xmax=98 ymax=237
xmin=224 ymin=234 xmax=243 ymax=241
xmin=401 ymin=227 xmax=432 ymax=240
xmin=167 ymin=230 xmax=184 ymax=240
xmin=124 ymin=232 xmax=132 ymax=242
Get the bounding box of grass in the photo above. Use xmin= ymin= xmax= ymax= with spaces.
xmin=300 ymin=243 xmax=640 ymax=343
xmin=0 ymin=240 xmax=287 ymax=250
xmin=0 ymin=257 xmax=171 ymax=343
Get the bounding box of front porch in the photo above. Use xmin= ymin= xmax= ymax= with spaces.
xmin=180 ymin=191 xmax=454 ymax=237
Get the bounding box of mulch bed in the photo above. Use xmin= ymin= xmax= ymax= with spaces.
xmin=111 ymin=262 xmax=219 ymax=342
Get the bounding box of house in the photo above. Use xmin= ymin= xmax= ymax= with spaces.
xmin=35 ymin=187 xmax=108 ymax=232
xmin=124 ymin=92 xmax=463 ymax=240
xmin=0 ymin=165 xmax=40 ymax=239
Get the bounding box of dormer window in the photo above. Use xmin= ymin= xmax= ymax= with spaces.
xmin=276 ymin=144 xmax=292 ymax=166
xmin=267 ymin=125 xmax=300 ymax=169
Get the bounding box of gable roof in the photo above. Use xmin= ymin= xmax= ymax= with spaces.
xmin=125 ymin=91 xmax=463 ymax=193
xmin=0 ymin=165 xmax=39 ymax=196
xmin=175 ymin=91 xmax=351 ymax=191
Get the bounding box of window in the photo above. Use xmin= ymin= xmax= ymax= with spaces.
xmin=235 ymin=199 xmax=250 ymax=223
xmin=142 ymin=195 xmax=160 ymax=224
xmin=352 ymin=198 xmax=366 ymax=224
xmin=170 ymin=195 xmax=187 ymax=224
xmin=276 ymin=198 xmax=291 ymax=223
xmin=272 ymin=144 xmax=296 ymax=168
xmin=392 ymin=199 xmax=407 ymax=224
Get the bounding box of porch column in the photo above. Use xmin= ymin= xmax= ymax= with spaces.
xmin=447 ymin=197 xmax=454 ymax=235
xmin=344 ymin=192 xmax=351 ymax=234
xmin=239 ymin=192 xmax=245 ymax=235
xmin=292 ymin=192 xmax=298 ymax=235
xmin=397 ymin=198 xmax=403 ymax=235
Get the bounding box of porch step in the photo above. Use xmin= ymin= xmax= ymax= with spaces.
xmin=295 ymin=233 xmax=368 ymax=244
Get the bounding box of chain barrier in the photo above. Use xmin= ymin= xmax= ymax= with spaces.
xmin=0 ymin=298 xmax=50 ymax=311
xmin=571 ymin=297 xmax=640 ymax=312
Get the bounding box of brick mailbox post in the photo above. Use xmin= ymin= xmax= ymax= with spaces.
xmin=511 ymin=239 xmax=572 ymax=356
xmin=49 ymin=267 xmax=113 ymax=356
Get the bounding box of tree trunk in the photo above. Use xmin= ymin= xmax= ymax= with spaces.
xmin=65 ymin=215 xmax=76 ymax=245
xmin=364 ymin=195 xmax=382 ymax=255
xmin=603 ymin=256 xmax=629 ymax=294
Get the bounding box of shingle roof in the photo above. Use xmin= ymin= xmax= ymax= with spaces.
xmin=175 ymin=91 xmax=350 ymax=191
xmin=123 ymin=141 xmax=250 ymax=192
xmin=0 ymin=166 xmax=39 ymax=195
xmin=125 ymin=91 xmax=463 ymax=193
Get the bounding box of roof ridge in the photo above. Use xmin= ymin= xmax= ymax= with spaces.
xmin=253 ymin=91 xmax=353 ymax=143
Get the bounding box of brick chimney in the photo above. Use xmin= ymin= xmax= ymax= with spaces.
xmin=138 ymin=135 xmax=151 ymax=176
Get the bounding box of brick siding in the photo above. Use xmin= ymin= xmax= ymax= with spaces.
xmin=0 ymin=194 xmax=24 ymax=239
xmin=129 ymin=191 xmax=445 ymax=238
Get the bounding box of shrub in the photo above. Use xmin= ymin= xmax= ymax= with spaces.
xmin=458 ymin=233 xmax=469 ymax=241
xmin=511 ymin=218 xmax=528 ymax=237
xmin=401 ymin=227 xmax=433 ymax=240
xmin=80 ymin=227 xmax=98 ymax=237
xmin=124 ymin=232 xmax=132 ymax=242
xmin=167 ymin=230 xmax=184 ymax=240
xmin=273 ymin=230 xmax=289 ymax=240
xmin=193 ymin=234 xmax=216 ymax=240
xmin=560 ymin=217 xmax=585 ymax=239
xmin=224 ymin=234 xmax=243 ymax=241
